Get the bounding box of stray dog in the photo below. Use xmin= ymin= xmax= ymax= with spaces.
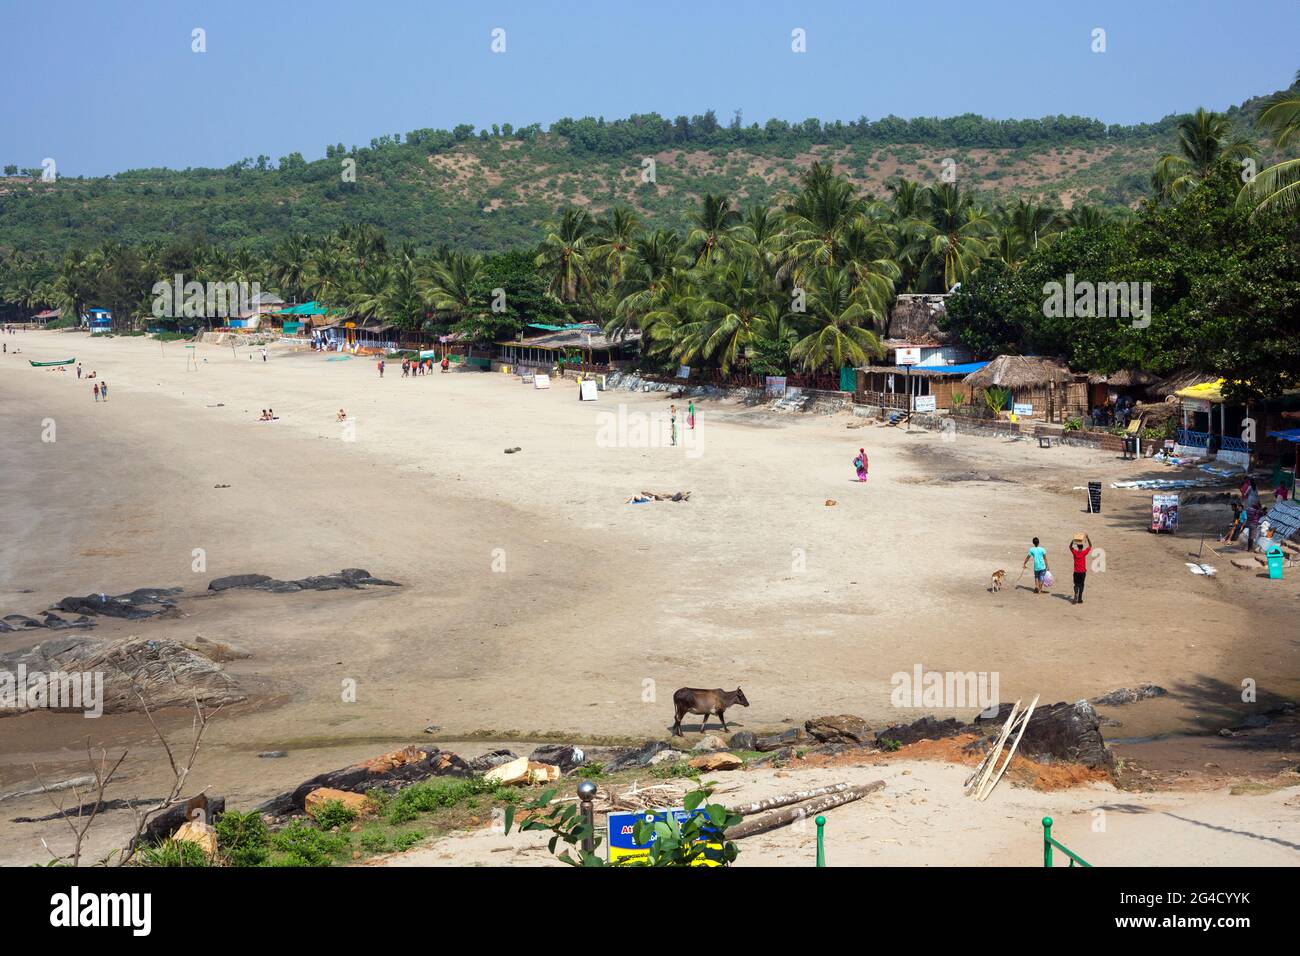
xmin=990 ymin=569 xmax=1007 ymax=592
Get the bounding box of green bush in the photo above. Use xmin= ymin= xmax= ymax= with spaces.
xmin=392 ymin=830 xmax=425 ymax=852
xmin=312 ymin=799 xmax=359 ymax=831
xmin=269 ymin=821 xmax=349 ymax=867
xmin=136 ymin=838 xmax=212 ymax=868
xmin=215 ymin=810 xmax=270 ymax=867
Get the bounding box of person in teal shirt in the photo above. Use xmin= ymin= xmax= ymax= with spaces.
xmin=1022 ymin=537 xmax=1049 ymax=594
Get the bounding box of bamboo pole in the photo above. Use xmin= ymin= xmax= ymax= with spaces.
xmin=728 ymin=781 xmax=884 ymax=840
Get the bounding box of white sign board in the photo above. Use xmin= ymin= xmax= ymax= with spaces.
xmin=912 ymin=395 xmax=936 ymax=413
xmin=534 ymin=374 xmax=551 ymax=390
xmin=1014 ymin=402 xmax=1033 ymax=417
xmin=579 ymin=379 xmax=598 ymax=401
xmin=895 ymin=347 xmax=922 ymax=366
xmin=676 ymin=365 xmax=691 ymax=379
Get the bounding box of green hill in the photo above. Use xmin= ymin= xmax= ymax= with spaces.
xmin=0 ymin=90 xmax=1283 ymax=258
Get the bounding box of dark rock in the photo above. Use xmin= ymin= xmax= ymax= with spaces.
xmin=975 ymin=700 xmax=1114 ymax=769
xmin=529 ymin=744 xmax=586 ymax=773
xmin=604 ymin=740 xmax=671 ymax=772
xmin=254 ymin=745 xmax=471 ymax=816
xmin=1091 ymin=684 xmax=1167 ymax=707
xmin=468 ymin=749 xmax=518 ymax=773
xmin=875 ymin=716 xmax=966 ymax=747
xmin=755 ymin=728 xmax=812 ymax=752
xmin=40 ymin=612 xmax=95 ymax=630
xmin=208 ymin=574 xmax=273 ymax=592
xmin=258 ymin=751 xmax=288 ymax=759
xmin=805 ymin=714 xmax=872 ymax=744
xmin=3 ymin=614 xmax=46 ymax=629
xmin=727 ymin=731 xmax=758 ymax=751
xmin=131 ymin=794 xmax=225 ymax=849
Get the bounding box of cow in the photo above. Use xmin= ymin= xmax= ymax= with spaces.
xmin=672 ymin=687 xmax=750 ymax=737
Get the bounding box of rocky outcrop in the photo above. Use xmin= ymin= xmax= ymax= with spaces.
xmin=755 ymin=728 xmax=812 ymax=752
xmin=805 ymin=714 xmax=872 ymax=745
xmin=875 ymin=716 xmax=966 ymax=747
xmin=208 ymin=568 xmax=400 ymax=593
xmin=0 ymin=635 xmax=244 ymax=717
xmin=975 ymin=700 xmax=1114 ymax=769
xmin=604 ymin=740 xmax=671 ymax=771
xmin=1091 ymin=684 xmax=1167 ymax=707
xmin=254 ymin=745 xmax=470 ymax=817
xmin=528 ymin=744 xmax=585 ymax=773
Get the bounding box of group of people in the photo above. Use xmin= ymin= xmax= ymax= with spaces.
xmin=1022 ymin=534 xmax=1094 ymax=604
xmin=257 ymin=408 xmax=278 ymax=421
xmin=91 ymin=379 xmax=109 ymax=402
xmin=667 ymin=402 xmax=696 ymax=445
xmin=1090 ymin=394 xmax=1136 ymax=428
xmin=1220 ymin=476 xmax=1266 ymax=550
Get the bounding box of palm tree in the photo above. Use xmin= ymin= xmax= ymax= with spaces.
xmin=588 ymin=207 xmax=640 ymax=291
xmin=423 ymin=251 xmax=484 ymax=325
xmin=679 ymin=260 xmax=780 ymax=374
xmin=608 ymin=229 xmax=684 ymax=341
xmin=1153 ymin=107 xmax=1257 ymax=199
xmin=1237 ymin=71 xmax=1300 ymax=218
xmin=535 ymin=208 xmax=594 ymax=302
xmin=778 ymin=162 xmax=871 ymax=278
xmin=686 ymin=193 xmax=743 ymax=266
xmin=914 ymin=183 xmax=993 ymax=292
xmin=1062 ymin=204 xmax=1109 ymax=230
xmin=788 ymin=267 xmax=886 ymax=372
xmin=348 ymin=264 xmax=393 ymax=320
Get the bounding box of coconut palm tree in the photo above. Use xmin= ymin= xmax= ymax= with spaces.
xmin=424 ymin=251 xmax=484 ymax=324
xmin=535 ymin=207 xmax=594 ymax=302
xmin=1237 ymin=71 xmax=1300 ymax=218
xmin=588 ymin=207 xmax=640 ymax=291
xmin=680 ymin=260 xmax=780 ymax=373
xmin=778 ymin=162 xmax=871 ymax=278
xmin=608 ymin=229 xmax=685 ymax=341
xmin=1153 ymin=107 xmax=1257 ymax=199
xmin=788 ymin=267 xmax=886 ymax=372
xmin=914 ymin=183 xmax=993 ymax=292
xmin=686 ymin=193 xmax=743 ymax=266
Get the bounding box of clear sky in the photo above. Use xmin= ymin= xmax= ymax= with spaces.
xmin=3 ymin=0 xmax=1295 ymax=176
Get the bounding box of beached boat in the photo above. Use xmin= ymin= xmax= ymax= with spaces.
xmin=29 ymin=358 xmax=76 ymax=367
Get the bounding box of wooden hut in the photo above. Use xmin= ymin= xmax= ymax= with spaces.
xmin=962 ymin=355 xmax=1086 ymax=423
xmin=1087 ymin=369 xmax=1164 ymax=418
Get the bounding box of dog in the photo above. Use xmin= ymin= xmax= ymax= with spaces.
xmin=990 ymin=569 xmax=1007 ymax=592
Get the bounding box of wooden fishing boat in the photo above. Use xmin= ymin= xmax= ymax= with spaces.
xmin=29 ymin=358 xmax=76 ymax=367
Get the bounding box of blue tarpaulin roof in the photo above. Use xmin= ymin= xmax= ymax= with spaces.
xmin=1268 ymin=429 xmax=1300 ymax=443
xmin=914 ymin=361 xmax=990 ymax=376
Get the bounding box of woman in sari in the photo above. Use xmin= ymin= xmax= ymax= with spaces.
xmin=853 ymin=448 xmax=868 ymax=482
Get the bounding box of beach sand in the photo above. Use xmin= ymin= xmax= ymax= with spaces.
xmin=1 ymin=330 xmax=1296 ymax=865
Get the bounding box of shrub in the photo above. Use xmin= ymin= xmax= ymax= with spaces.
xmin=136 ymin=838 xmax=212 ymax=868
xmin=312 ymin=799 xmax=359 ymax=831
xmin=215 ymin=810 xmax=270 ymax=867
xmin=269 ymin=821 xmax=349 ymax=867
xmin=392 ymin=830 xmax=425 ymax=852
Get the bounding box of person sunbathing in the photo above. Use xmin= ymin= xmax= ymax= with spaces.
xmin=258 ymin=409 xmax=270 ymax=421
xmin=336 ymin=409 xmax=347 ymax=422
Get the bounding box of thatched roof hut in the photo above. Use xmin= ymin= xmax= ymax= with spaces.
xmin=963 ymin=355 xmax=1075 ymax=389
xmin=887 ymin=294 xmax=951 ymax=343
xmin=1152 ymin=369 xmax=1219 ymax=397
xmin=1087 ymin=369 xmax=1163 ymax=387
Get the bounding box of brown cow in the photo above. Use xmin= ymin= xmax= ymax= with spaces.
xmin=672 ymin=687 xmax=749 ymax=737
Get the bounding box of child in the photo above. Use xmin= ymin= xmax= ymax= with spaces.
xmin=1023 ymin=537 xmax=1049 ymax=594
xmin=1069 ymin=533 xmax=1092 ymax=605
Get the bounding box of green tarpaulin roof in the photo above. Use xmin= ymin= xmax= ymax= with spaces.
xmin=275 ymin=302 xmax=334 ymax=316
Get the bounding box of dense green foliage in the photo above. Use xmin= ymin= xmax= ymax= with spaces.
xmin=2 ymin=85 xmax=1296 ymax=392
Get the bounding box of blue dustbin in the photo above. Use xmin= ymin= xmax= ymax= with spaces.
xmin=1266 ymin=545 xmax=1284 ymax=580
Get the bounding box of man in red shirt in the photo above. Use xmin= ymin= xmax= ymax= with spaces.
xmin=1069 ymin=533 xmax=1092 ymax=605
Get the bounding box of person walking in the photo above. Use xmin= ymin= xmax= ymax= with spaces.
xmin=1022 ymin=537 xmax=1049 ymax=594
xmin=93 ymin=382 xmax=100 ymax=402
xmin=377 ymin=360 xmax=385 ymax=379
xmin=260 ymin=347 xmax=268 ymax=362
xmin=853 ymin=447 xmax=869 ymax=482
xmin=1069 ymin=533 xmax=1092 ymax=605
xmin=670 ymin=404 xmax=678 ymax=446
xmin=76 ymin=363 xmax=82 ymax=379
xmin=99 ymin=381 xmax=108 ymax=402
xmin=687 ymin=400 xmax=696 ymax=430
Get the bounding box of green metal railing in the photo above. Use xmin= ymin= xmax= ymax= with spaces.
xmin=1042 ymin=816 xmax=1093 ymax=867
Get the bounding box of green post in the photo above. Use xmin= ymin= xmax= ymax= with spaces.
xmin=1042 ymin=816 xmax=1053 ymax=868
xmin=815 ymin=815 xmax=826 ymax=867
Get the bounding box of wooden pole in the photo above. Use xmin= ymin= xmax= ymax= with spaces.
xmin=728 ymin=782 xmax=855 ymax=817
xmin=728 ymin=781 xmax=884 ymax=840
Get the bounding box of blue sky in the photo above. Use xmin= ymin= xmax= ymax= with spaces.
xmin=2 ymin=0 xmax=1295 ymax=176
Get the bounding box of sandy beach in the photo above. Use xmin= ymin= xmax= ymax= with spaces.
xmin=1 ymin=329 xmax=1297 ymax=865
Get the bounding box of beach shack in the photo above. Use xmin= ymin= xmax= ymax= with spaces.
xmin=83 ymin=307 xmax=113 ymax=334
xmin=1087 ymin=369 xmax=1162 ymax=412
xmin=855 ymin=361 xmax=988 ymax=412
xmin=962 ymin=355 xmax=1086 ymax=424
xmin=1173 ymin=379 xmax=1253 ymax=469
xmin=496 ymin=323 xmax=641 ymax=375
xmin=226 ymin=291 xmax=284 ymax=330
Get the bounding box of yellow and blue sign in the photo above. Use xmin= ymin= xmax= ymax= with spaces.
xmin=606 ymin=808 xmax=724 ymax=866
